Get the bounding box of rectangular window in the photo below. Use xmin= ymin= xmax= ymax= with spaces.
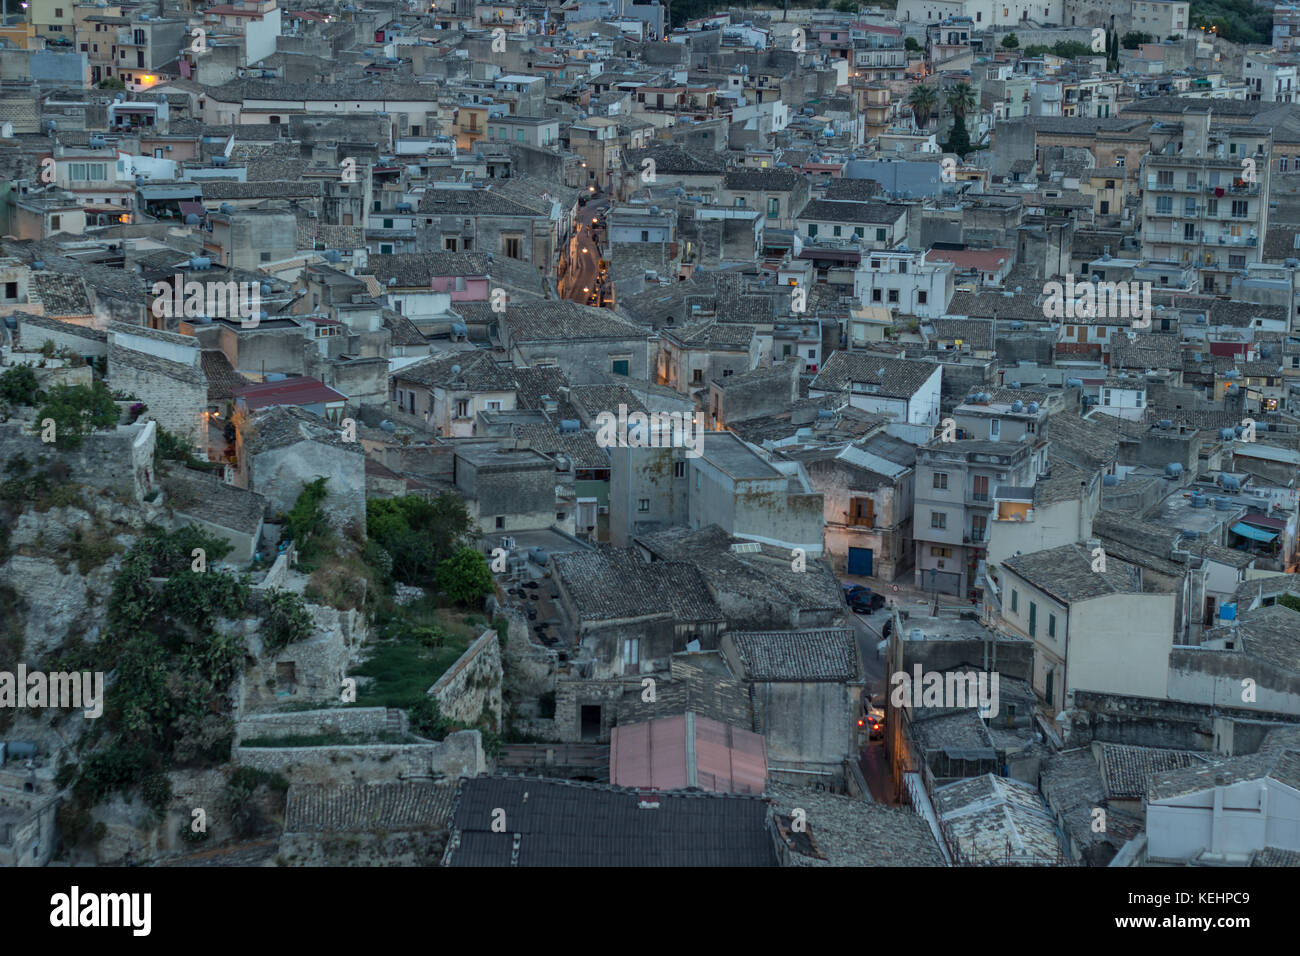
xmin=611 ymin=358 xmax=629 ymax=376
xmin=674 ymin=461 xmax=686 ymax=479
xmin=1156 ymin=196 xmax=1172 ymax=214
xmin=455 ymin=400 xmax=469 ymax=418
xmin=1010 ymin=589 xmax=1018 ymax=613
xmin=767 ymin=197 xmax=779 ymax=218
xmin=638 ymin=498 xmax=650 ymax=512
xmin=933 ymin=472 xmax=948 ymax=490
xmin=918 ymin=290 xmax=928 ymax=304
xmin=503 ymin=236 xmax=521 ymax=259
xmin=1232 ymin=199 xmax=1248 ymax=218
xmin=930 ymin=546 xmax=952 ymax=558
xmin=850 ymin=497 xmax=875 ymax=526
xmin=973 ymin=475 xmax=988 ymax=500
xmin=931 ymin=511 xmax=947 ymax=529
xmin=1048 ymin=614 xmax=1057 ymax=638
xmin=989 ymin=419 xmax=1000 ymax=440
xmin=875 ymin=228 xmax=886 ymax=241
xmin=1029 ymin=602 xmax=1037 ymax=637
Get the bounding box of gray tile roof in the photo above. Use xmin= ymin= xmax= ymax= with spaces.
xmin=392 ymin=350 xmax=518 ymax=391
xmin=30 ymin=272 xmax=92 ymax=315
xmin=797 ymin=198 xmax=906 ymax=224
xmin=768 ymin=782 xmax=947 ymax=866
xmin=285 ymin=783 xmax=457 ymax=832
xmin=552 ymin=549 xmax=723 ymax=624
xmin=1002 ymin=543 xmax=1147 ymax=604
xmin=932 ymin=773 xmax=1063 ymax=865
xmin=1099 ymin=743 xmax=1212 ymax=800
xmin=366 ymin=252 xmax=490 ymax=287
xmin=443 ymin=776 xmax=777 ymax=866
xmin=723 ymin=167 xmax=798 ymax=191
xmin=810 ymin=350 xmax=939 ymax=398
xmin=727 ymin=629 xmax=859 ymax=682
xmin=497 ymin=299 xmax=649 ymax=343
xmin=245 ymin=404 xmax=363 ymax=454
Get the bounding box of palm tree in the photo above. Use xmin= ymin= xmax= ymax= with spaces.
xmin=945 ymin=82 xmax=978 ymax=120
xmin=907 ymin=85 xmax=938 ymax=130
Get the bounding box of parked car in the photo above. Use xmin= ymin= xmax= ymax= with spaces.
xmin=850 ymin=590 xmax=886 ymax=615
xmin=858 ymin=699 xmax=886 ymax=741
xmin=867 ymin=707 xmax=885 ymax=739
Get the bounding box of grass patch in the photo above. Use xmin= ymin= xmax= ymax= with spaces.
xmin=347 ymin=596 xmax=481 ymax=710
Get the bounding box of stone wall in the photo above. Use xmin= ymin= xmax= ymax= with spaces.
xmin=251 ymin=440 xmax=365 ymax=530
xmin=499 ymin=606 xmax=559 ymax=735
xmin=235 ymin=707 xmax=399 ymax=745
xmin=15 ymin=313 xmax=107 ymax=358
xmin=0 ymin=419 xmax=156 ymax=501
xmin=232 ymin=731 xmax=484 ymax=783
xmin=238 ymin=601 xmax=366 ymax=713
xmin=1064 ymin=689 xmax=1298 ymax=752
xmin=430 ymin=629 xmax=504 ymax=729
xmin=108 ymin=343 xmax=207 ymax=444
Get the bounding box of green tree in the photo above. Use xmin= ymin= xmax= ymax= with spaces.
xmin=0 ymin=365 xmax=39 ymax=405
xmin=1001 ymin=32 xmax=1019 ymax=49
xmin=435 ymin=547 xmax=495 ymax=607
xmin=34 ymin=381 xmax=119 ymax=449
xmin=367 ymin=494 xmax=472 ymax=585
xmin=284 ymin=476 xmax=330 ymax=568
xmin=1122 ymin=31 xmax=1155 ymax=48
xmin=945 ymin=82 xmax=977 ymax=119
xmin=904 ymin=36 xmax=920 ymax=52
xmin=907 ymin=85 xmax=938 ymax=129
xmin=98 ymin=77 xmax=125 ymax=90
xmin=833 ymin=0 xmax=857 ymax=11
xmin=943 ymin=113 xmax=972 ymax=157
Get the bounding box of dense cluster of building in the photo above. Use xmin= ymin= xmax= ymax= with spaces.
xmin=0 ymin=0 xmax=1298 ymax=868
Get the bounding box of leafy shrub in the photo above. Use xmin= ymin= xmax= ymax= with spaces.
xmin=261 ymin=588 xmax=313 ymax=655
xmin=0 ymin=365 xmax=39 ymax=405
xmin=435 ymin=547 xmax=494 ymax=607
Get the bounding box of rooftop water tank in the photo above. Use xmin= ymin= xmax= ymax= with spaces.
xmin=1165 ymin=462 xmax=1183 ymax=478
xmin=380 ymin=420 xmax=396 ymax=433
xmin=1102 ymin=474 xmax=1119 ymax=486
xmin=1065 ymin=378 xmax=1084 ymax=388
xmin=88 ymin=134 xmax=106 ymax=148
xmin=1219 ymin=474 xmax=1241 ymax=491
xmin=1219 ymin=428 xmax=1235 ymax=440
xmin=559 ymin=419 xmax=581 ymax=433
xmin=1190 ymin=492 xmax=1207 ymax=508
xmin=219 ymin=202 xmax=234 ymax=214
xmin=1011 ymin=400 xmax=1024 ymax=413
xmin=325 ymin=250 xmax=342 ymax=263
xmin=1026 ymin=402 xmax=1039 ymax=414
xmin=189 ymin=256 xmax=211 ymax=270
xmin=212 ymin=155 xmax=228 ymax=167
xmin=1214 ymin=496 xmax=1233 ymax=511
xmin=1158 ymin=419 xmax=1173 ymax=429
xmin=184 ymin=213 xmax=200 ymax=226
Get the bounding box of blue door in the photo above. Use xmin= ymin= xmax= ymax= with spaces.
xmin=847 ymin=547 xmax=873 ymax=576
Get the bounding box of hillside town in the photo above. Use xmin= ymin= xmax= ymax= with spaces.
xmin=0 ymin=0 xmax=1297 ymax=871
